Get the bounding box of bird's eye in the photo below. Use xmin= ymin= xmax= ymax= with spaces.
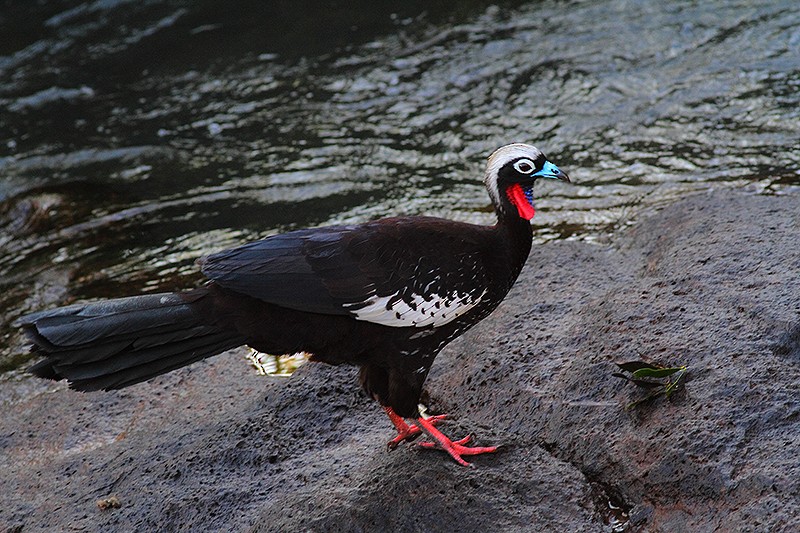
xmin=513 ymin=159 xmax=535 ymax=174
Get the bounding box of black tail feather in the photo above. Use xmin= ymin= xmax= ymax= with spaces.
xmin=77 ymin=335 xmax=243 ymax=391
xmin=19 ymin=289 xmax=246 ymax=391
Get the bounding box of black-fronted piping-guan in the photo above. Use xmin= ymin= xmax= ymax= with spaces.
xmin=18 ymin=143 xmax=570 ymax=466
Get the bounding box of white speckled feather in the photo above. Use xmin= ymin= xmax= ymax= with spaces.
xmin=345 ymin=289 xmax=487 ymax=328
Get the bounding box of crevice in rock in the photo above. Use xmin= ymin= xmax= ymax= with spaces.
xmin=538 ymin=439 xmax=643 ymax=532
xmin=588 ymin=478 xmax=633 ymax=532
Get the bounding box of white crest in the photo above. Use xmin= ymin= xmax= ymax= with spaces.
xmin=484 ymin=143 xmax=544 ymax=210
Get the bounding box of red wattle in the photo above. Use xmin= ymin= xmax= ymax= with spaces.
xmin=507 ymin=184 xmax=535 ymax=220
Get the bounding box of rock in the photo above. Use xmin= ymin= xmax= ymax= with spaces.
xmin=441 ymin=188 xmax=800 ymax=532
xmin=1 ymin=189 xmax=798 ymax=532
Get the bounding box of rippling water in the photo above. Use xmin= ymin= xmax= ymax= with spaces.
xmin=1 ymin=0 xmax=799 ymax=369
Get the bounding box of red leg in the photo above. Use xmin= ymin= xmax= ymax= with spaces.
xmin=384 ymin=407 xmax=447 ymax=449
xmin=415 ymin=416 xmax=498 ymax=467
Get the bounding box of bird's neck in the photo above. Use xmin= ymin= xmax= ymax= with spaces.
xmin=496 ymin=211 xmax=534 ymax=278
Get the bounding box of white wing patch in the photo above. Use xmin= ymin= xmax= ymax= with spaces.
xmin=345 ymin=289 xmax=487 ymax=328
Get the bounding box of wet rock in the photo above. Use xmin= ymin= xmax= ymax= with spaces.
xmin=1 ymin=189 xmax=798 ymax=532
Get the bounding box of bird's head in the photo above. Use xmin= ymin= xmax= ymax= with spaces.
xmin=484 ymin=143 xmax=570 ymax=220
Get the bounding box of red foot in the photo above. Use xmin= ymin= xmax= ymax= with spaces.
xmin=383 ymin=407 xmax=497 ymax=467
xmin=384 ymin=406 xmax=447 ymax=449
xmin=417 ymin=435 xmax=472 ymax=448
xmin=415 ymin=416 xmax=498 ymax=467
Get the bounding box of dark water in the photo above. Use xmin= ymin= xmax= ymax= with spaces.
xmin=1 ymin=0 xmax=799 ymax=370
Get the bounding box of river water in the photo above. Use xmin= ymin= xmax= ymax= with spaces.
xmin=1 ymin=0 xmax=799 ymax=370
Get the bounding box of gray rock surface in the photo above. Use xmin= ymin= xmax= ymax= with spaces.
xmin=1 ymin=189 xmax=798 ymax=532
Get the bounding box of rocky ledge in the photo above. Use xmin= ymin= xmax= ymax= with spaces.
xmin=1 ymin=188 xmax=798 ymax=532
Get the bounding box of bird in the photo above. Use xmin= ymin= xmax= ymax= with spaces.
xmin=17 ymin=143 xmax=569 ymax=466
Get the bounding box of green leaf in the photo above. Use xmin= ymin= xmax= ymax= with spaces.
xmin=632 ymin=366 xmax=685 ymax=379
xmin=615 ymin=361 xmax=661 ymax=373
xmin=615 ymin=361 xmax=689 ymax=409
xmin=613 ymin=372 xmax=666 ymax=388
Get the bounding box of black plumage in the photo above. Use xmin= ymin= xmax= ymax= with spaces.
xmin=18 ymin=143 xmax=569 ymax=465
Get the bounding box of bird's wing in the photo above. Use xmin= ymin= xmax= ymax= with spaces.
xmin=199 ymin=218 xmax=491 ymax=327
